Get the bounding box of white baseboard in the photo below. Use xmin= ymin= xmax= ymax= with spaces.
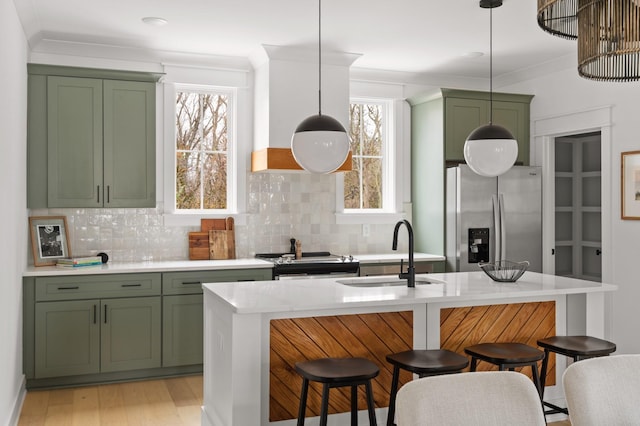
xmin=5 ymin=375 xmax=26 ymax=426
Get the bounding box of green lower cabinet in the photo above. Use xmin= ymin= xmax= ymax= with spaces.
xmin=35 ymin=299 xmax=100 ymax=379
xmin=101 ymin=297 xmax=161 ymax=373
xmin=162 ymin=294 xmax=203 ymax=367
xmin=34 ymin=296 xmax=161 ymax=379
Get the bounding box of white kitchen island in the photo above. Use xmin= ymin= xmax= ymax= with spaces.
xmin=202 ymin=272 xmax=616 ymax=426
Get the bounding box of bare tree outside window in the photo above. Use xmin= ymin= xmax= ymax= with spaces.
xmin=175 ymin=90 xmax=228 ymax=210
xmin=345 ymin=102 xmax=384 ymax=209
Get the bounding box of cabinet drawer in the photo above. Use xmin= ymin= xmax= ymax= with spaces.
xmin=162 ymin=269 xmax=272 ymax=295
xmin=35 ymin=273 xmax=161 ymax=301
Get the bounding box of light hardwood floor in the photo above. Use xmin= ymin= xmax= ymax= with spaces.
xmin=17 ymin=374 xmax=571 ymax=425
xmin=18 ymin=375 xmax=203 ymax=426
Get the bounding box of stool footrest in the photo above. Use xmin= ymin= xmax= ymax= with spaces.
xmin=543 ymin=401 xmax=568 ymax=415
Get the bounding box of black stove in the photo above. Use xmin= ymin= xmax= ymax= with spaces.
xmin=255 ymin=251 xmax=360 ymax=278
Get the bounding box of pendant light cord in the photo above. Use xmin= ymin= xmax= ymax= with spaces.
xmin=318 ymin=0 xmax=322 ymax=116
xmin=489 ymin=4 xmax=493 ymax=125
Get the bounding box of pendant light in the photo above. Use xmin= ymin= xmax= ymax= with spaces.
xmin=537 ymin=0 xmax=578 ymax=39
xmin=538 ymin=0 xmax=640 ymax=82
xmin=290 ymin=0 xmax=350 ymax=174
xmin=464 ymin=0 xmax=518 ymax=177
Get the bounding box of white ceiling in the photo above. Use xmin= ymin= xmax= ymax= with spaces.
xmin=13 ymin=0 xmax=576 ymax=80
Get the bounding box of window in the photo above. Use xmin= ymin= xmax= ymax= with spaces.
xmin=344 ymin=99 xmax=392 ymax=211
xmin=175 ymin=87 xmax=234 ymax=211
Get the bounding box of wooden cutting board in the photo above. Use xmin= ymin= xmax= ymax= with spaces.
xmin=201 ymin=218 xmax=227 ymax=231
xmin=188 ymin=232 xmax=210 ymax=260
xmin=207 ymin=217 xmax=236 ymax=260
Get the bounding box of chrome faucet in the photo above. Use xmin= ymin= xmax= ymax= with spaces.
xmin=392 ymin=220 xmax=415 ymax=288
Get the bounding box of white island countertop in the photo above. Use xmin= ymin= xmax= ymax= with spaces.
xmin=203 ymin=271 xmax=616 ymax=314
xmin=202 ymin=271 xmax=616 ymax=426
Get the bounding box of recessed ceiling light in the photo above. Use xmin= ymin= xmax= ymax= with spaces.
xmin=142 ymin=17 xmax=168 ymax=27
xmin=462 ymin=51 xmax=484 ymax=59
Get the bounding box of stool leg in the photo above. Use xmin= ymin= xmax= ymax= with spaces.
xmin=386 ymin=366 xmax=400 ymax=426
xmin=365 ymin=380 xmax=378 ymax=426
xmin=351 ymin=385 xmax=358 ymax=426
xmin=320 ymin=384 xmax=330 ymax=426
xmin=531 ymin=362 xmax=542 ymax=399
xmin=297 ymin=378 xmax=309 ymax=426
xmin=470 ymin=357 xmax=478 ymax=372
xmin=539 ymin=349 xmax=550 ymax=399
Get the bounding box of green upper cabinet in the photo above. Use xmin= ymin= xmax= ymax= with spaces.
xmin=442 ymin=89 xmax=533 ymax=166
xmin=47 ymin=76 xmax=103 ymax=207
xmin=409 ymin=88 xmax=533 ymax=256
xmin=28 ymin=65 xmax=161 ymax=208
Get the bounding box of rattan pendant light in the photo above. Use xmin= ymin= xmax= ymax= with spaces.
xmin=538 ymin=0 xmax=640 ymax=82
xmin=537 ymin=0 xmax=579 ymax=39
xmin=290 ymin=0 xmax=350 ymax=174
xmin=463 ymin=0 xmax=518 ymax=177
xmin=578 ymin=0 xmax=640 ymax=81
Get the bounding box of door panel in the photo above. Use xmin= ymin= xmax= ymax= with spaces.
xmin=101 ymin=297 xmax=161 ymax=372
xmin=35 ymin=299 xmax=100 ymax=378
xmin=163 ymin=294 xmax=203 ymax=367
xmin=499 ymin=167 xmax=542 ymax=272
xmin=47 ymin=76 xmax=102 ymax=207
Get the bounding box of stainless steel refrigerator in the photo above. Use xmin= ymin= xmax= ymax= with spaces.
xmin=446 ymin=165 xmax=542 ymax=272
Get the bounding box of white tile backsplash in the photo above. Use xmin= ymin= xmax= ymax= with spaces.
xmin=30 ymin=172 xmax=404 ymax=263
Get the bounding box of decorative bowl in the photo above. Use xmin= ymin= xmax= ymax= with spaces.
xmin=479 ymin=260 xmax=530 ymax=282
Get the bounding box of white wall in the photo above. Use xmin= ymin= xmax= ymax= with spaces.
xmin=500 ymin=65 xmax=640 ymax=354
xmin=0 ymin=0 xmax=28 ymax=424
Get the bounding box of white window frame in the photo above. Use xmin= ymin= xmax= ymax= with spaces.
xmin=336 ymin=94 xmax=406 ymax=225
xmin=345 ymin=98 xmax=393 ymax=212
xmin=162 ymin=65 xmax=250 ymax=228
xmin=171 ymin=84 xmax=237 ymax=213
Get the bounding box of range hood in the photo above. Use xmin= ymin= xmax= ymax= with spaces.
xmin=251 ymin=45 xmax=360 ymax=172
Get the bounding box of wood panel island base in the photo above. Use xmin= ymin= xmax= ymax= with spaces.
xmin=202 ymin=272 xmax=616 ymax=426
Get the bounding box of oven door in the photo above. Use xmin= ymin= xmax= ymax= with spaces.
xmin=276 ymin=271 xmax=359 ymax=280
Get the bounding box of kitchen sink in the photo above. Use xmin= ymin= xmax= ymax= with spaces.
xmin=336 ymin=276 xmax=444 ymax=287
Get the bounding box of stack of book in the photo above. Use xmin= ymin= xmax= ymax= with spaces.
xmin=56 ymin=256 xmax=103 ymax=269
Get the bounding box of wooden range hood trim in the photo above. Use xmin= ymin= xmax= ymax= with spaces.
xmin=251 ymin=148 xmax=352 ymax=172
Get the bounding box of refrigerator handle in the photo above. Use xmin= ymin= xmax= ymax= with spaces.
xmin=499 ymin=193 xmax=507 ymax=262
xmin=492 ymin=194 xmax=501 ymax=262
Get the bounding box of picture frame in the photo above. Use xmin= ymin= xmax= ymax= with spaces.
xmin=621 ymin=151 xmax=640 ymax=220
xmin=29 ymin=216 xmax=72 ymax=266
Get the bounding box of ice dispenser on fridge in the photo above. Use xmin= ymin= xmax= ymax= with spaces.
xmin=468 ymin=228 xmax=489 ymax=263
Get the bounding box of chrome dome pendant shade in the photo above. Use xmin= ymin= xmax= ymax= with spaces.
xmin=464 ymin=124 xmax=518 ymax=177
xmin=290 ymin=0 xmax=350 ymax=174
xmin=464 ymin=0 xmax=518 ymax=177
xmin=291 ymin=114 xmax=350 ymax=174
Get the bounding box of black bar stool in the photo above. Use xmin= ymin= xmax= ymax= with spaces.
xmin=295 ymin=357 xmax=379 ymax=426
xmin=385 ymin=349 xmax=469 ymax=426
xmin=464 ymin=342 xmax=545 ymax=396
xmin=538 ymin=335 xmax=616 ymax=415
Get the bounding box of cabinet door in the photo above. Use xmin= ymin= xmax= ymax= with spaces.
xmin=101 ymin=296 xmax=161 ymax=373
xmin=492 ymin=101 xmax=529 ymax=166
xmin=444 ymin=97 xmax=487 ymax=162
xmin=162 ymin=294 xmax=203 ymax=367
xmin=47 ymin=76 xmax=103 ymax=207
xmin=103 ymin=80 xmax=156 ymax=207
xmin=34 ymin=299 xmax=100 ymax=378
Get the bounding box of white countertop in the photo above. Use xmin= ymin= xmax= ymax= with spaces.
xmin=23 ymin=258 xmax=273 ymax=277
xmin=23 ymin=253 xmax=444 ymax=276
xmin=203 ymin=271 xmax=617 ymax=314
xmin=355 ymin=252 xmax=445 ymax=263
